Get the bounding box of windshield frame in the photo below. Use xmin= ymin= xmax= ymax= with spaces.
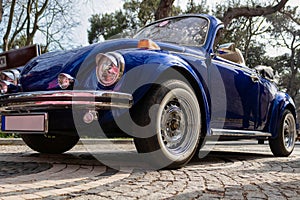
xmin=134 ymin=15 xmax=210 ymax=47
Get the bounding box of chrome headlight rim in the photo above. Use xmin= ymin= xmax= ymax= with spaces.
xmin=0 ymin=69 xmax=21 ymax=86
xmin=10 ymin=69 xmax=21 ymax=80
xmin=0 ymin=71 xmax=15 ymax=83
xmin=0 ymin=80 xmax=10 ymax=94
xmin=95 ymin=52 xmax=125 ymax=87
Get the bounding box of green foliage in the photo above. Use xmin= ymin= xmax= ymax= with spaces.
xmin=88 ymin=10 xmax=129 ymax=43
xmin=87 ymin=0 xmax=182 ymax=43
xmin=212 ymin=0 xmax=273 ymax=66
xmin=87 ymin=0 xmax=300 ymax=110
xmin=185 ymin=0 xmax=209 ymax=14
xmin=265 ymin=6 xmax=300 ymax=102
xmin=0 ymin=132 xmax=19 ymax=138
xmin=272 ymin=50 xmax=300 ymax=97
xmin=138 ymin=0 xmax=160 ymax=25
xmin=245 ymin=44 xmax=269 ymax=68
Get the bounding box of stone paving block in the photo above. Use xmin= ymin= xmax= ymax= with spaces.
xmin=245 ymin=191 xmax=267 ymax=199
xmin=0 ymin=141 xmax=299 ymax=199
xmin=1 ymin=196 xmax=26 ymax=200
xmin=19 ymin=194 xmax=42 ymax=200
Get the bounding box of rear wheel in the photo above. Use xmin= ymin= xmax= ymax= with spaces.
xmin=21 ymin=134 xmax=79 ymax=154
xmin=133 ymin=79 xmax=201 ymax=169
xmin=269 ymin=110 xmax=296 ymax=157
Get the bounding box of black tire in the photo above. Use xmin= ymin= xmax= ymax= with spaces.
xmin=132 ymin=79 xmax=201 ymax=169
xmin=269 ymin=110 xmax=296 ymax=157
xmin=21 ymin=134 xmax=79 ymax=154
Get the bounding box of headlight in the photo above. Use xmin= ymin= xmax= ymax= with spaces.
xmin=95 ymin=52 xmax=125 ymax=87
xmin=0 ymin=80 xmax=19 ymax=94
xmin=0 ymin=71 xmax=14 ymax=83
xmin=0 ymin=81 xmax=8 ymax=94
xmin=58 ymin=73 xmax=74 ymax=89
xmin=0 ymin=69 xmax=20 ymax=85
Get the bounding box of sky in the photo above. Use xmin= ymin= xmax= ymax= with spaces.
xmin=72 ymin=0 xmax=222 ymax=47
xmin=74 ymin=0 xmax=124 ymax=46
xmin=64 ymin=0 xmax=299 ymax=49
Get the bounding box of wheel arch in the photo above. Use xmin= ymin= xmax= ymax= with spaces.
xmin=157 ymin=65 xmax=211 ymax=138
xmin=268 ymin=92 xmax=297 ymax=138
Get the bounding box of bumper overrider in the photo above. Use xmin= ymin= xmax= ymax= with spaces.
xmin=0 ymin=90 xmax=133 ymax=133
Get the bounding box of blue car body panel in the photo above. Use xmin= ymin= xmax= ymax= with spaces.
xmin=2 ymin=14 xmax=297 ymax=139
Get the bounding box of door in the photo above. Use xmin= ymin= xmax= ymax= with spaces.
xmin=210 ymin=58 xmax=260 ymax=130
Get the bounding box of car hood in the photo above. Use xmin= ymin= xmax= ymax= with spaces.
xmin=19 ymin=38 xmax=198 ymax=92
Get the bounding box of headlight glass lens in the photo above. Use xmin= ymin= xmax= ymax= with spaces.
xmin=0 ymin=69 xmax=21 ymax=87
xmin=0 ymin=71 xmax=14 ymax=84
xmin=96 ymin=52 xmax=124 ymax=86
xmin=58 ymin=73 xmax=74 ymax=89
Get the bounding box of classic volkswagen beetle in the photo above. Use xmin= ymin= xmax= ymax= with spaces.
xmin=0 ymin=14 xmax=298 ymax=169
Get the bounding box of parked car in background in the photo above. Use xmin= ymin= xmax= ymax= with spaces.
xmin=0 ymin=14 xmax=298 ymax=169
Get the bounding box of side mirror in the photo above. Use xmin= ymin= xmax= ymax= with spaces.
xmin=254 ymin=65 xmax=274 ymax=81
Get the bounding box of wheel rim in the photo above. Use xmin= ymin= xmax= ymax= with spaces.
xmin=282 ymin=113 xmax=296 ymax=151
xmin=157 ymin=87 xmax=200 ymax=161
xmin=161 ymin=99 xmax=186 ymax=150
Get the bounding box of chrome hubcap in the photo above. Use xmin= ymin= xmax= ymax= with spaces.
xmin=283 ymin=114 xmax=295 ymax=150
xmin=161 ymin=99 xmax=186 ymax=149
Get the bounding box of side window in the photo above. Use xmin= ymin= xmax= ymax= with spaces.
xmin=213 ymin=28 xmax=224 ymax=51
xmin=217 ymin=43 xmax=245 ymax=65
xmin=213 ymin=29 xmax=245 ymax=66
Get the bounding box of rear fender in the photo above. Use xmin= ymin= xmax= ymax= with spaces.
xmin=268 ymin=92 xmax=297 ymax=138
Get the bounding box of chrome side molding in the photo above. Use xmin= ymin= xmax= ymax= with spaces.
xmin=211 ymin=128 xmax=272 ymax=137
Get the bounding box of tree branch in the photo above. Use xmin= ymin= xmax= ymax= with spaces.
xmin=279 ymin=10 xmax=300 ymax=25
xmin=8 ymin=7 xmax=27 ymax=49
xmin=3 ymin=0 xmax=16 ymax=51
xmin=222 ymin=0 xmax=289 ymax=27
xmin=0 ymin=0 xmax=3 ymax=23
xmin=26 ymin=0 xmax=33 ymax=44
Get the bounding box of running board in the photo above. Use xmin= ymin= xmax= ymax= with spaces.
xmin=211 ymin=128 xmax=272 ymax=137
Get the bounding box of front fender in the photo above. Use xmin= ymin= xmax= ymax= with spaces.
xmin=118 ymin=50 xmax=211 ymax=136
xmin=268 ymin=92 xmax=297 ymax=138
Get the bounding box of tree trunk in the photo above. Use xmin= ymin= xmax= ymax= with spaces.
xmin=0 ymin=0 xmax=3 ymax=23
xmin=222 ymin=0 xmax=288 ymax=27
xmin=3 ymin=0 xmax=16 ymax=51
xmin=155 ymin=0 xmax=175 ymax=20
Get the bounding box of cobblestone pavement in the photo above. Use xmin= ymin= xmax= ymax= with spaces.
xmin=0 ymin=140 xmax=299 ymax=199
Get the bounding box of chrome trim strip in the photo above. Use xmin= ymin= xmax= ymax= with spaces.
xmin=211 ymin=128 xmax=272 ymax=137
xmin=212 ymin=57 xmax=256 ymax=74
xmin=172 ymin=51 xmax=206 ymax=61
xmin=0 ymin=90 xmax=133 ymax=112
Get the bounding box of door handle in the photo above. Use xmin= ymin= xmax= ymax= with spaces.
xmin=250 ymin=74 xmax=259 ymax=83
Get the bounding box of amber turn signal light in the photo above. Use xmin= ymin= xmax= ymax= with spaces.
xmin=138 ymin=39 xmax=160 ymax=50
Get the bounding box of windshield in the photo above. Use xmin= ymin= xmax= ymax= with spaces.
xmin=134 ymin=16 xmax=209 ymax=46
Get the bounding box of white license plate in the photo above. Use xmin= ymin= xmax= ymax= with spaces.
xmin=1 ymin=113 xmax=48 ymax=133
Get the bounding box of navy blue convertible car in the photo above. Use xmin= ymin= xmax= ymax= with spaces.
xmin=0 ymin=14 xmax=298 ymax=168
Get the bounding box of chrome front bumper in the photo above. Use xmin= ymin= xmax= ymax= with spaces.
xmin=0 ymin=90 xmax=133 ymax=112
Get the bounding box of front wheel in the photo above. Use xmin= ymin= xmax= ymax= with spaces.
xmin=21 ymin=134 xmax=79 ymax=154
xmin=133 ymin=79 xmax=201 ymax=169
xmin=269 ymin=110 xmax=296 ymax=157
